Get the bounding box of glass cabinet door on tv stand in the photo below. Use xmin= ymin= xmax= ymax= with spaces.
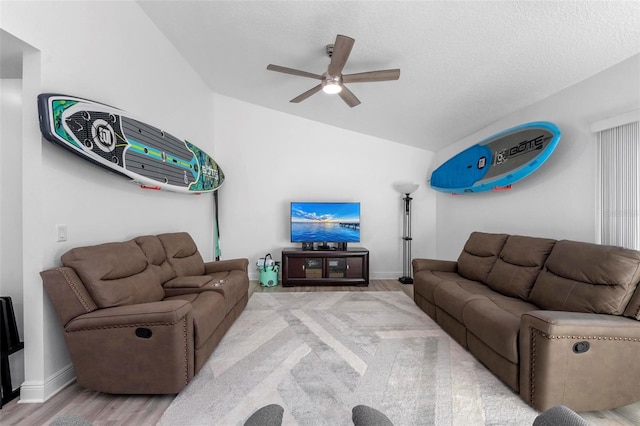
xmin=281 ymin=247 xmax=369 ymax=286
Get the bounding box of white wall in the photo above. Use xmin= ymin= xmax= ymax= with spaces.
xmin=434 ymin=54 xmax=640 ymax=259
xmin=212 ymin=95 xmax=436 ymax=279
xmin=0 ymin=78 xmax=26 ymax=391
xmin=1 ymin=1 xmax=217 ymax=402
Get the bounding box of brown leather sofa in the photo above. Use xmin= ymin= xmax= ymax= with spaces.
xmin=412 ymin=232 xmax=640 ymax=412
xmin=41 ymin=232 xmax=249 ymax=394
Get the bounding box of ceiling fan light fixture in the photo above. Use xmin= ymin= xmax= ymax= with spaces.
xmin=266 ymin=35 xmax=399 ymax=106
xmin=322 ymin=73 xmax=342 ymax=94
xmin=322 ymin=82 xmax=342 ymax=94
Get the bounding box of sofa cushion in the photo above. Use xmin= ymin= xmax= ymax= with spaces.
xmin=158 ymin=232 xmax=205 ymax=277
xmin=61 ymin=241 xmax=164 ymax=308
xmin=529 ymin=240 xmax=640 ymax=315
xmin=135 ymin=235 xmax=176 ymax=284
xmin=433 ymin=280 xmax=499 ymax=323
xmin=457 ymin=232 xmax=508 ymax=283
xmin=207 ymin=270 xmax=249 ymax=310
xmin=487 ymin=235 xmax=556 ymax=300
xmin=463 ymin=295 xmax=539 ymax=363
xmin=164 ymin=275 xmax=214 ymax=289
xmin=164 ymin=291 xmax=226 ymax=349
xmin=412 ymin=270 xmax=462 ymax=306
xmin=624 ymin=287 xmax=640 ymax=320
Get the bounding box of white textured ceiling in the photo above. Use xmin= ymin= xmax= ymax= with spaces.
xmin=138 ymin=1 xmax=640 ymax=152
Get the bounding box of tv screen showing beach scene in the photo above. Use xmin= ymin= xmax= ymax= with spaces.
xmin=290 ymin=202 xmax=360 ymax=242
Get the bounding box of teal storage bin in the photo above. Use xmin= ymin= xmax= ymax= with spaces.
xmin=257 ymin=253 xmax=280 ymax=287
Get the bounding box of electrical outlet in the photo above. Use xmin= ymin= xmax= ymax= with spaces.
xmin=56 ymin=224 xmax=67 ymax=242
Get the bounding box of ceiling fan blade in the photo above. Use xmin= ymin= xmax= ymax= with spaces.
xmin=290 ymin=84 xmax=323 ymax=103
xmin=267 ymin=64 xmax=322 ymax=80
xmin=338 ymin=85 xmax=361 ymax=108
xmin=342 ymin=69 xmax=401 ymax=83
xmin=327 ymin=35 xmax=355 ymax=76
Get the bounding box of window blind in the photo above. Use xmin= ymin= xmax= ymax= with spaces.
xmin=596 ymin=120 xmax=640 ymax=250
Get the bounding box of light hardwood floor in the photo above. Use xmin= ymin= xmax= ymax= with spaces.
xmin=1 ymin=280 xmax=638 ymax=425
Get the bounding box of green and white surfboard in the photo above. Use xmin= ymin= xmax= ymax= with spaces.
xmin=38 ymin=93 xmax=224 ymax=194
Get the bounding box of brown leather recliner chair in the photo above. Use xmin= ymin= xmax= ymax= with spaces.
xmin=41 ymin=232 xmax=249 ymax=394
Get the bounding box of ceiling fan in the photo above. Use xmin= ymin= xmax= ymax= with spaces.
xmin=266 ymin=34 xmax=400 ymax=108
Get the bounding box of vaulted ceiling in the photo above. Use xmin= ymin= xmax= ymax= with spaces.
xmin=137 ymin=1 xmax=640 ymax=152
xmin=7 ymin=2 xmax=640 ymax=153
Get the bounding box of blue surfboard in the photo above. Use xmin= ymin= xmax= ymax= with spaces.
xmin=430 ymin=121 xmax=561 ymax=194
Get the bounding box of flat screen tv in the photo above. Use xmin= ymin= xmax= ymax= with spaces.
xmin=290 ymin=202 xmax=360 ymax=245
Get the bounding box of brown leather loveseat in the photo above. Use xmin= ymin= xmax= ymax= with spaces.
xmin=412 ymin=232 xmax=640 ymax=412
xmin=41 ymin=232 xmax=249 ymax=394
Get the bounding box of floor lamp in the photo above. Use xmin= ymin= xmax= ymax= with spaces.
xmin=396 ymin=183 xmax=419 ymax=284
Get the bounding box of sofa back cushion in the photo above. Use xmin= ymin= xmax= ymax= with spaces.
xmin=457 ymin=232 xmax=508 ymax=284
xmin=529 ymin=240 xmax=640 ymax=316
xmin=135 ymin=235 xmax=176 ymax=284
xmin=61 ymin=240 xmax=164 ymax=308
xmin=157 ymin=232 xmax=205 ymax=277
xmin=487 ymin=235 xmax=556 ymax=300
xmin=624 ymin=286 xmax=640 ymax=320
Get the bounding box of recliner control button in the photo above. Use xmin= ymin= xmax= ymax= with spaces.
xmin=135 ymin=328 xmax=152 ymax=339
xmin=573 ymin=341 xmax=590 ymax=353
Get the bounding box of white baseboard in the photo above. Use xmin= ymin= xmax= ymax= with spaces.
xmin=370 ymin=272 xmax=404 ymax=280
xmin=18 ymin=363 xmax=75 ymax=403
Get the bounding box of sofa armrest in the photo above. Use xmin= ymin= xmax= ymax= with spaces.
xmin=519 ymin=310 xmax=640 ymax=412
xmin=412 ymin=258 xmax=457 ymax=274
xmin=63 ymin=300 xmax=195 ymax=394
xmin=204 ymin=258 xmax=249 ymax=274
xmin=41 ymin=267 xmax=98 ymax=326
xmin=65 ymin=300 xmax=192 ymax=331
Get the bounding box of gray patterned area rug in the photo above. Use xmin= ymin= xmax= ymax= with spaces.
xmin=159 ymin=291 xmax=538 ymax=425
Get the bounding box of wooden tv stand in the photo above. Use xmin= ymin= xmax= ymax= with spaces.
xmin=281 ymin=247 xmax=369 ymax=287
